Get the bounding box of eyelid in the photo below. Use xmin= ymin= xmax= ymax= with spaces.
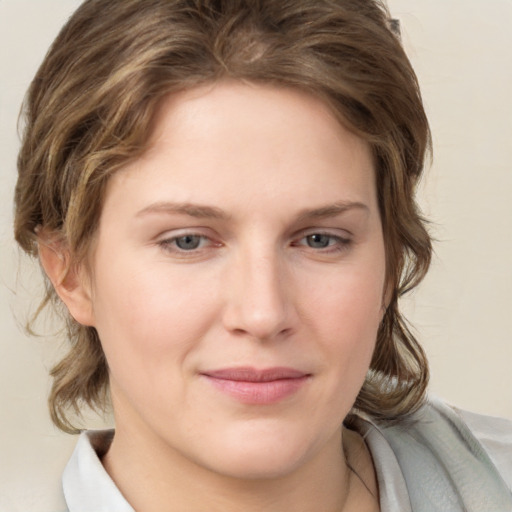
xmin=295 ymin=227 xmax=352 ymax=241
xmin=292 ymin=229 xmax=353 ymax=252
xmin=154 ymin=227 xmax=353 ymax=256
xmin=157 ymin=228 xmax=221 ymax=254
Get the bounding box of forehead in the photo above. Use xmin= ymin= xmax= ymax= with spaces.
xmin=147 ymin=80 xmax=368 ymax=162
xmin=102 ymin=80 xmax=377 ymax=220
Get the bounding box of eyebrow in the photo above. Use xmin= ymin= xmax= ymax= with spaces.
xmin=296 ymin=201 xmax=370 ymax=221
xmin=135 ymin=200 xmax=369 ymax=221
xmin=136 ymin=201 xmax=230 ymax=220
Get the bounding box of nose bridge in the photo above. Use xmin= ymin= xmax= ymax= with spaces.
xmin=223 ymin=240 xmax=292 ymax=340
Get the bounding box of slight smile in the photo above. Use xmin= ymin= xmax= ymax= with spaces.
xmin=201 ymin=367 xmax=312 ymax=405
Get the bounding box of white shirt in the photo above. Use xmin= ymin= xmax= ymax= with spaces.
xmin=61 ymin=397 xmax=512 ymax=511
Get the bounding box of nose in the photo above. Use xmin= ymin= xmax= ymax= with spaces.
xmin=221 ymin=245 xmax=296 ymax=341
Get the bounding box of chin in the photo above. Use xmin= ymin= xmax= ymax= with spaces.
xmin=208 ymin=448 xmax=307 ymax=481
xmin=191 ymin=422 xmax=323 ymax=481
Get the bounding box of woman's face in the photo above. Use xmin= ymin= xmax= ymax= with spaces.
xmin=81 ymin=81 xmax=387 ymax=478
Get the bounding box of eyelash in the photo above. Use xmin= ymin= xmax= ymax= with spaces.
xmin=293 ymin=232 xmax=352 ymax=253
xmin=158 ymin=230 xmax=352 ymax=256
xmin=158 ymin=233 xmax=213 ymax=253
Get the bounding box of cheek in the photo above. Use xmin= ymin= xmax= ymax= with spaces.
xmin=89 ymin=260 xmax=224 ymax=426
xmin=89 ymin=254 xmax=220 ymax=380
xmin=302 ymin=261 xmax=385 ymax=337
xmin=299 ymin=260 xmax=385 ymax=386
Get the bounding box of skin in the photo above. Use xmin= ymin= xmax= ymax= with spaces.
xmin=42 ymin=81 xmax=385 ymax=511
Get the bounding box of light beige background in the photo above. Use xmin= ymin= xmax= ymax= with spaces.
xmin=1 ymin=0 xmax=511 ymax=510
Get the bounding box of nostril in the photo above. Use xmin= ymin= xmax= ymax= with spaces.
xmin=229 ymin=325 xmax=294 ymax=342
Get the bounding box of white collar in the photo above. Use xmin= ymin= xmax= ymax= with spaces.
xmin=62 ymin=421 xmax=411 ymax=512
xmin=62 ymin=430 xmax=134 ymax=512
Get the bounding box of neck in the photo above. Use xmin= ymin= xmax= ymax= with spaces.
xmin=102 ymin=422 xmax=356 ymax=512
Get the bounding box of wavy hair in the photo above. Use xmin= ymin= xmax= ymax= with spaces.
xmin=14 ymin=0 xmax=431 ymax=433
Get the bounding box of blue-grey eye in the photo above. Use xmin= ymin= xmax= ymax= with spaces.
xmin=306 ymin=234 xmax=333 ymax=248
xmin=175 ymin=235 xmax=202 ymax=250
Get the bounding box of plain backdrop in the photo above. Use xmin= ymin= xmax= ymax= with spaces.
xmin=1 ymin=1 xmax=511 ymax=510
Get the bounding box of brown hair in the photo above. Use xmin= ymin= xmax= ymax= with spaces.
xmin=14 ymin=0 xmax=431 ymax=433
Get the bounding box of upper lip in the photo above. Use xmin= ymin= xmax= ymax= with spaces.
xmin=202 ymin=367 xmax=309 ymax=382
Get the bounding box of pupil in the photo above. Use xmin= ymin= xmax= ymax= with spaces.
xmin=176 ymin=235 xmax=201 ymax=250
xmin=308 ymin=234 xmax=329 ymax=248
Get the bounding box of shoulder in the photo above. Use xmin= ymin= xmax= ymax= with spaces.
xmin=453 ymin=404 xmax=512 ymax=490
xmin=414 ymin=396 xmax=512 ymax=488
xmin=375 ymin=396 xmax=512 ymax=511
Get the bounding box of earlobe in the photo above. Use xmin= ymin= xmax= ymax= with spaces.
xmin=37 ymin=235 xmax=95 ymax=327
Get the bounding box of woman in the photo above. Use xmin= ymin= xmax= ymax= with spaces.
xmin=13 ymin=0 xmax=512 ymax=510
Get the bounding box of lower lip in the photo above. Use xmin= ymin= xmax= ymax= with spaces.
xmin=203 ymin=376 xmax=309 ymax=405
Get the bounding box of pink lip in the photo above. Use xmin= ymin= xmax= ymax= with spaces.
xmin=201 ymin=367 xmax=310 ymax=405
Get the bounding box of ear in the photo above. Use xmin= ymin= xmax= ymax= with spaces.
xmin=38 ymin=234 xmax=95 ymax=327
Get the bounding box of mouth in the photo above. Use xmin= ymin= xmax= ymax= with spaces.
xmin=200 ymin=367 xmax=311 ymax=404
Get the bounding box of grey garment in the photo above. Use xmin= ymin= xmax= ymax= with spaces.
xmin=62 ymin=398 xmax=512 ymax=512
xmin=358 ymin=397 xmax=512 ymax=511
